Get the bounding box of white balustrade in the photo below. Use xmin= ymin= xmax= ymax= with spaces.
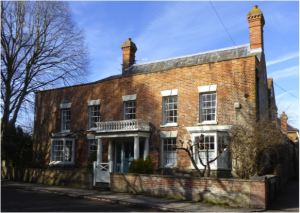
xmin=96 ymin=120 xmax=150 ymax=132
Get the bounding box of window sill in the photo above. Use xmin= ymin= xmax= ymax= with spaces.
xmin=50 ymin=161 xmax=74 ymax=166
xmin=60 ymin=130 xmax=70 ymax=133
xmin=197 ymin=121 xmax=218 ymax=125
xmin=87 ymin=128 xmax=97 ymax=132
xmin=160 ymin=123 xmax=178 ymax=128
xmin=160 ymin=164 xmax=177 ymax=169
xmin=189 ymin=165 xmax=230 ymax=170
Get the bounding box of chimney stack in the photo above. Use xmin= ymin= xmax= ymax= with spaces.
xmin=280 ymin=111 xmax=288 ymax=134
xmin=121 ymin=38 xmax=137 ymax=73
xmin=247 ymin=5 xmax=265 ymax=50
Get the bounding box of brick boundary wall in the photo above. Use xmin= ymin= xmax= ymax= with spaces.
xmin=111 ymin=173 xmax=277 ymax=209
xmin=1 ymin=167 xmax=93 ymax=189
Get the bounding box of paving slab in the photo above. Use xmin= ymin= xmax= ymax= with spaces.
xmin=1 ymin=180 xmax=262 ymax=212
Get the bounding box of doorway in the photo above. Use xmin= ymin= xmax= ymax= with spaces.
xmin=115 ymin=141 xmax=134 ymax=173
xmin=115 ymin=139 xmax=145 ymax=173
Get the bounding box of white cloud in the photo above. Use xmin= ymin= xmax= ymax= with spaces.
xmin=134 ymin=2 xmax=245 ymax=62
xmin=276 ymin=92 xmax=289 ymax=99
xmin=268 ymin=65 xmax=299 ymax=80
xmin=266 ymin=52 xmax=299 ymax=66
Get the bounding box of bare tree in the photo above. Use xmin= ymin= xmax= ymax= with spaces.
xmin=1 ymin=1 xmax=90 ymax=132
xmin=228 ymin=116 xmax=287 ymax=179
xmin=173 ymin=135 xmax=226 ymax=177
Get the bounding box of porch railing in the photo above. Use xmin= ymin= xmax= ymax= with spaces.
xmin=95 ymin=120 xmax=150 ymax=132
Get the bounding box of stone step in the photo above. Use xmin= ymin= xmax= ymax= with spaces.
xmin=94 ymin=182 xmax=110 ymax=190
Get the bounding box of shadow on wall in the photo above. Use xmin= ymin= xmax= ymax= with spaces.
xmin=111 ymin=173 xmax=274 ymax=209
xmin=1 ymin=167 xmax=93 ymax=189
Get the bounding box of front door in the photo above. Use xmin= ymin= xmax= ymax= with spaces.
xmin=115 ymin=141 xmax=134 ymax=173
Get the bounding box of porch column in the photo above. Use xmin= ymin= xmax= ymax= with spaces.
xmin=108 ymin=140 xmax=113 ymax=173
xmin=97 ymin=138 xmax=102 ymax=163
xmin=108 ymin=140 xmax=113 ymax=162
xmin=134 ymin=136 xmax=139 ymax=159
xmin=144 ymin=137 xmax=149 ymax=160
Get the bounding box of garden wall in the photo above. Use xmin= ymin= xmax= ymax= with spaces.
xmin=1 ymin=167 xmax=93 ymax=189
xmin=111 ymin=173 xmax=278 ymax=209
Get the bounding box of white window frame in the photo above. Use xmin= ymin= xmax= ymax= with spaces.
xmin=122 ymin=94 xmax=137 ymax=120
xmin=50 ymin=138 xmax=75 ymax=165
xmin=88 ymin=105 xmax=100 ymax=129
xmin=160 ymin=131 xmax=178 ymax=168
xmin=191 ymin=132 xmax=229 ymax=170
xmin=87 ymin=99 xmax=101 ymax=130
xmin=162 ymin=138 xmax=177 ymax=168
xmin=198 ymin=85 xmax=217 ymax=125
xmin=88 ymin=139 xmax=98 ymax=157
xmin=61 ymin=109 xmax=71 ymax=132
xmin=123 ymin=100 xmax=136 ymax=120
xmin=161 ymin=89 xmax=178 ymax=127
xmin=60 ymin=103 xmax=72 ymax=132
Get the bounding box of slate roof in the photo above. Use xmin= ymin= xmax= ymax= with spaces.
xmin=38 ymin=43 xmax=262 ymax=92
xmin=123 ymin=43 xmax=261 ymax=76
xmin=287 ymin=123 xmax=299 ymax=132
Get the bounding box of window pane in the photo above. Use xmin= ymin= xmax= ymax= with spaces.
xmin=212 ymin=94 xmax=216 ymax=100
xmin=163 ymin=139 xmax=177 ymax=165
xmin=65 ymin=141 xmax=73 ymax=161
xmin=89 ymin=139 xmax=98 ymax=157
xmin=200 ymin=93 xmax=216 ymax=122
xmin=164 ymin=96 xmax=178 ymax=124
xmin=124 ymin=101 xmax=136 ymax=120
xmin=62 ymin=110 xmax=71 ymax=131
xmin=53 ymin=140 xmax=63 ymax=161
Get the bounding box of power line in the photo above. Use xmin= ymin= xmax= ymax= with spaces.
xmin=274 ymin=82 xmax=299 ymax=99
xmin=209 ymin=1 xmax=236 ymax=46
xmin=208 ymin=2 xmax=298 ymax=101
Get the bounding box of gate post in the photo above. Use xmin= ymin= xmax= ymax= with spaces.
xmin=93 ymin=161 xmax=96 ymax=187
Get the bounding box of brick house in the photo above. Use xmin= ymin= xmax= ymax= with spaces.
xmin=33 ymin=5 xmax=276 ymax=178
xmin=279 ymin=111 xmax=299 ymax=143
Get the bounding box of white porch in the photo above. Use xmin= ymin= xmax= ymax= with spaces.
xmin=92 ymin=120 xmax=151 ymax=186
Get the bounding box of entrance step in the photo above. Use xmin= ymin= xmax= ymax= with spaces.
xmin=94 ymin=182 xmax=110 ymax=190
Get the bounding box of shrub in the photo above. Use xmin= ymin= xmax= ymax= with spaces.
xmin=128 ymin=155 xmax=155 ymax=174
xmin=144 ymin=155 xmax=155 ymax=174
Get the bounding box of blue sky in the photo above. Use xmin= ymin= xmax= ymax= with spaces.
xmin=69 ymin=1 xmax=299 ymax=128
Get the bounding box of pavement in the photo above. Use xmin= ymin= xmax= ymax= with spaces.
xmin=1 ymin=179 xmax=261 ymax=212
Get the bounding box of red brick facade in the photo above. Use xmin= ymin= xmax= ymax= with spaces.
xmin=33 ymin=5 xmax=271 ymax=171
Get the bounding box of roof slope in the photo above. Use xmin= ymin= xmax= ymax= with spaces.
xmin=287 ymin=123 xmax=299 ymax=132
xmin=123 ymin=43 xmax=261 ymax=76
xmin=38 ymin=43 xmax=262 ymax=92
